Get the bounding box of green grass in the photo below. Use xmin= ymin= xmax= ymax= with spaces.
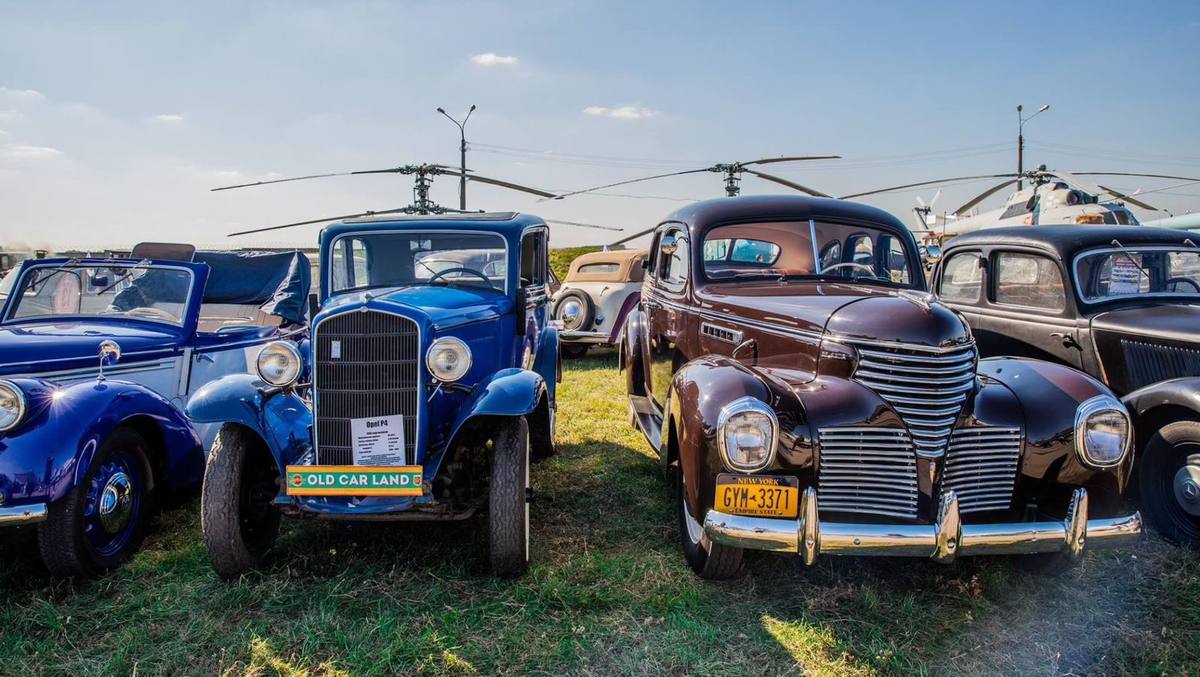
xmin=2 ymin=350 xmax=1199 ymax=675
xmin=550 ymin=246 xmax=601 ymax=282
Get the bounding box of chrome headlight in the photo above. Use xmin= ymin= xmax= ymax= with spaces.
xmin=717 ymin=396 xmax=779 ymax=473
xmin=426 ymin=337 xmax=472 ymax=382
xmin=256 ymin=341 xmax=302 ymax=387
xmin=1074 ymin=395 xmax=1132 ymax=468
xmin=0 ymin=380 xmax=26 ymax=432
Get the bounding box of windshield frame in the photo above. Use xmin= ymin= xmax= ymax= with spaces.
xmin=2 ymin=259 xmax=201 ymax=328
xmin=325 ymin=228 xmax=511 ymax=298
xmin=1072 ymin=244 xmax=1200 ymax=306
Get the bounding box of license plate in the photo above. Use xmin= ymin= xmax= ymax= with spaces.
xmin=715 ymin=473 xmax=800 ymax=518
xmin=285 ymin=465 xmax=424 ymax=497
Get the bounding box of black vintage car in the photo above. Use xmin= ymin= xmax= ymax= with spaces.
xmin=931 ymin=226 xmax=1200 ymax=546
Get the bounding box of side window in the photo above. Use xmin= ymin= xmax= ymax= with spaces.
xmin=330 ymin=238 xmax=369 ymax=290
xmin=848 ymin=235 xmax=874 ymax=266
xmin=994 ymin=252 xmax=1065 ymax=312
xmin=819 ymin=241 xmax=841 ymax=271
xmin=879 ymin=235 xmax=911 ymax=285
xmin=658 ymin=231 xmax=690 ymax=291
xmin=520 ymin=231 xmax=547 ymax=287
xmin=938 ymin=252 xmax=983 ymax=303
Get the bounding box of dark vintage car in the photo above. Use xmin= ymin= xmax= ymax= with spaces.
xmin=622 ymin=195 xmax=1142 ymax=579
xmin=931 ymin=226 xmax=1200 ymax=546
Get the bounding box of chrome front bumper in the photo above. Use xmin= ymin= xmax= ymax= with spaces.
xmin=560 ymin=329 xmax=610 ymax=344
xmin=703 ymin=488 xmax=1141 ymax=564
xmin=0 ymin=503 xmax=48 ymax=526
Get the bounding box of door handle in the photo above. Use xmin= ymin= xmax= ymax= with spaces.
xmin=1049 ymin=332 xmax=1081 ymax=350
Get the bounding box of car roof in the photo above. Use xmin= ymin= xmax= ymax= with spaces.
xmin=944 ymin=225 xmax=1199 ymax=259
xmin=321 ymin=211 xmax=545 ymax=242
xmin=662 ymin=195 xmax=911 ymax=235
xmin=571 ymin=249 xmax=646 ymax=265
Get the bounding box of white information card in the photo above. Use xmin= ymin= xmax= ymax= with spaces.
xmin=350 ymin=414 xmax=407 ymax=466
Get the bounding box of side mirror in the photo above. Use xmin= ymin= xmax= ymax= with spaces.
xmin=514 ymin=287 xmax=527 ymax=336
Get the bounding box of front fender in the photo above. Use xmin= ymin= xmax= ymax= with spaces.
xmin=186 ymin=373 xmax=312 ymax=471
xmin=1121 ymin=377 xmax=1200 ymax=452
xmin=533 ymin=324 xmax=560 ymax=395
xmin=445 ymin=369 xmax=546 ymax=449
xmin=0 ymin=377 xmax=203 ymax=507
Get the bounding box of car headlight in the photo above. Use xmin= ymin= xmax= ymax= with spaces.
xmin=426 ymin=337 xmax=472 ymax=382
xmin=256 ymin=341 xmax=302 ymax=387
xmin=717 ymin=396 xmax=779 ymax=473
xmin=0 ymin=380 xmax=26 ymax=432
xmin=1074 ymin=395 xmax=1131 ymax=468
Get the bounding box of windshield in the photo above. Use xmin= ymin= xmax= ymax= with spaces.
xmin=1075 ymin=247 xmax=1200 ymax=302
xmin=702 ymin=220 xmax=917 ymax=287
xmin=329 ymin=231 xmax=508 ymax=295
xmin=5 ymin=262 xmax=193 ymax=325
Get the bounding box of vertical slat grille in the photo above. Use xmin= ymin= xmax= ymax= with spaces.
xmin=943 ymin=427 xmax=1022 ymax=513
xmin=850 ymin=342 xmax=977 ymax=456
xmin=314 ymin=310 xmax=419 ymax=465
xmin=817 ymin=427 xmax=918 ymax=519
xmin=1121 ymin=339 xmax=1200 ymax=391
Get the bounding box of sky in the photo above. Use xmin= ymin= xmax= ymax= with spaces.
xmin=2 ymin=0 xmax=1199 ymax=251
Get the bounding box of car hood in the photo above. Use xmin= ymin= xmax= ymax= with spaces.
xmin=0 ymin=321 xmax=182 ymax=376
xmin=1091 ymin=303 xmax=1200 ymax=345
xmin=322 ymin=285 xmax=512 ymax=329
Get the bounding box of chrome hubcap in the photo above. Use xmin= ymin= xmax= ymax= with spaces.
xmin=1174 ymin=465 xmax=1200 ymax=517
xmin=98 ymin=471 xmax=134 ymax=534
xmin=560 ymin=300 xmax=583 ymax=329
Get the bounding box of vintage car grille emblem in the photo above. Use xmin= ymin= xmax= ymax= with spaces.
xmin=817 ymin=427 xmax=919 ymax=519
xmin=942 ymin=426 xmax=1023 ymax=514
xmin=849 ymin=341 xmax=978 ymax=457
xmin=313 ymin=310 xmax=419 ymax=465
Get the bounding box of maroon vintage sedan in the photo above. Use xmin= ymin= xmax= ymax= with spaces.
xmin=622 ymin=195 xmax=1142 ymax=579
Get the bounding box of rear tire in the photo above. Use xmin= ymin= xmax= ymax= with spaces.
xmin=201 ymin=425 xmax=281 ymax=579
xmin=676 ymin=467 xmax=743 ymax=580
xmin=489 ymin=417 xmax=531 ymax=578
xmin=1138 ymin=420 xmax=1200 ymax=548
xmin=37 ymin=427 xmax=154 ymax=577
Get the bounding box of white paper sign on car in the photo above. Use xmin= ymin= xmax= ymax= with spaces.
xmin=350 ymin=414 xmax=407 ymax=466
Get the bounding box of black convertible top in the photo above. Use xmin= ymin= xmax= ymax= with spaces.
xmin=944 ymin=225 xmax=1199 ymax=259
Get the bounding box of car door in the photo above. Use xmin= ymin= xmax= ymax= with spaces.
xmin=647 ymin=225 xmax=690 ymax=411
xmin=934 ymin=248 xmax=985 ymax=331
xmin=973 ymin=249 xmax=1083 ymax=368
xmin=519 ymin=228 xmax=551 ymax=370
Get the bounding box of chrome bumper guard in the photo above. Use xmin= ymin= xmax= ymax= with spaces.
xmin=0 ymin=503 xmax=48 ymax=526
xmin=703 ymin=488 xmax=1141 ymax=564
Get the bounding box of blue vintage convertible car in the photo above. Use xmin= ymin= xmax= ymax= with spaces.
xmin=0 ymin=244 xmax=309 ymax=576
xmin=188 ymin=212 xmax=558 ymax=578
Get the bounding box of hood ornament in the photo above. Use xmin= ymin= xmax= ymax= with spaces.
xmin=97 ymin=340 xmax=121 ymax=381
xmin=897 ymin=289 xmax=938 ymax=313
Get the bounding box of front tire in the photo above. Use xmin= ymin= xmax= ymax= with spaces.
xmin=38 ymin=427 xmax=153 ymax=578
xmin=201 ymin=425 xmax=281 ymax=579
xmin=489 ymin=417 xmax=531 ymax=578
xmin=1138 ymin=420 xmax=1200 ymax=548
xmin=676 ymin=468 xmax=743 ymax=580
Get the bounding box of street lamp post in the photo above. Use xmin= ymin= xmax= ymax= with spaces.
xmin=436 ymin=104 xmax=476 ymax=210
xmin=1017 ymin=103 xmax=1050 ymax=191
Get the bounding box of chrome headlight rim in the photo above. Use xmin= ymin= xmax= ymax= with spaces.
xmin=716 ymin=395 xmax=779 ymax=474
xmin=425 ymin=336 xmax=473 ymax=383
xmin=256 ymin=341 xmax=302 ymax=388
xmin=1074 ymin=394 xmax=1132 ymax=469
xmin=0 ymin=379 xmax=27 ymax=433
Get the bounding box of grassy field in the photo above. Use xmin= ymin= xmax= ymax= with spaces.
xmin=2 ymin=350 xmax=1199 ymax=675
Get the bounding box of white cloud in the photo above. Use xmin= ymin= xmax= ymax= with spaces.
xmin=0 ymin=144 xmax=64 ymax=159
xmin=152 ymin=113 xmax=185 ymax=123
xmin=583 ymin=105 xmax=660 ymax=120
xmin=0 ymin=87 xmax=46 ymax=102
xmin=0 ymin=110 xmax=23 ymax=122
xmin=470 ymin=52 xmax=519 ymax=67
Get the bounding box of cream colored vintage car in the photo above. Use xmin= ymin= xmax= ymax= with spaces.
xmin=552 ymin=249 xmax=646 ymax=358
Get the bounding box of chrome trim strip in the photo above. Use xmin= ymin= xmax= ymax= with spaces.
xmin=643 ymin=288 xmax=824 ymax=344
xmin=2 ymin=348 xmax=177 ymax=371
xmin=700 ymin=322 xmax=744 ymax=345
xmin=10 ymin=358 xmax=178 ymax=382
xmin=0 ymin=503 xmax=48 ymax=526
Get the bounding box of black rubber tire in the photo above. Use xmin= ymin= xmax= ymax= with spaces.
xmin=201 ymin=425 xmax=282 ymax=580
xmin=530 ymin=399 xmax=557 ymax=462
xmin=489 ymin=417 xmax=531 ymax=578
xmin=37 ymin=427 xmax=154 ymax=578
xmin=676 ymin=467 xmax=743 ymax=580
xmin=560 ymin=343 xmax=590 ymax=359
xmin=1137 ymin=420 xmax=1200 ymax=548
xmin=553 ymin=288 xmax=595 ymax=333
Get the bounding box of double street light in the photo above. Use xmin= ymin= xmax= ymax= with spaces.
xmin=437 ymin=104 xmax=476 ymax=210
xmin=1017 ymin=103 xmax=1050 ymax=190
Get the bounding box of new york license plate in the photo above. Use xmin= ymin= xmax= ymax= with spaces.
xmin=715 ymin=473 xmax=800 ymax=518
xmin=285 ymin=465 xmax=424 ymax=497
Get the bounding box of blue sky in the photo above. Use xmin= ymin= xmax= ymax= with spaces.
xmin=2 ymin=0 xmax=1199 ymax=249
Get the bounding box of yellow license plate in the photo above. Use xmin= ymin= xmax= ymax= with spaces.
xmin=715 ymin=473 xmax=800 ymax=518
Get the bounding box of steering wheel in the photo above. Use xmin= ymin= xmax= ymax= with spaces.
xmin=124 ymin=307 xmax=178 ymax=322
xmin=821 ymin=262 xmax=881 ymax=278
xmin=1166 ymin=277 xmax=1200 ymax=293
xmin=428 ymin=267 xmax=494 ymax=290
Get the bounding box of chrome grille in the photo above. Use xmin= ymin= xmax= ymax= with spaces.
xmin=851 ymin=342 xmax=977 ymax=456
xmin=314 ymin=310 xmax=419 ymax=465
xmin=943 ymin=427 xmax=1022 ymax=513
xmin=1121 ymin=339 xmax=1200 ymax=391
xmin=817 ymin=427 xmax=918 ymax=519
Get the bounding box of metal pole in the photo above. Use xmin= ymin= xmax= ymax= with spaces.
xmin=437 ymin=105 xmax=475 ymax=210
xmin=1016 ymin=105 xmax=1024 ymax=191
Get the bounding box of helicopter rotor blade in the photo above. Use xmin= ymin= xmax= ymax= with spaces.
xmin=742 ymin=168 xmax=832 ymax=197
xmin=1096 ymin=185 xmax=1159 ymax=211
xmin=552 ymin=168 xmax=714 ymax=201
xmin=610 ymin=226 xmax=657 ymax=247
xmin=544 ymin=219 xmax=624 ymax=232
xmin=741 ymin=155 xmax=841 ymax=167
xmin=456 ymin=172 xmax=557 ymax=199
xmin=1038 ymin=169 xmax=1110 ymax=198
xmin=839 ymin=174 xmax=1017 ymax=200
xmin=952 ymin=179 xmax=1020 ymax=216
xmin=226 ymin=207 xmax=411 ymax=237
xmin=929 ymin=188 xmax=942 ymax=207
xmin=1071 ymin=171 xmax=1200 ymax=183
xmin=211 ymin=167 xmax=412 ymax=192
xmin=915 ymin=195 xmax=927 ymax=209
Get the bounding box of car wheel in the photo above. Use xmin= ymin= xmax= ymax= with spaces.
xmin=676 ymin=467 xmax=743 ymax=580
xmin=37 ymin=427 xmax=153 ymax=577
xmin=531 ymin=398 xmax=557 ymax=462
xmin=201 ymin=425 xmax=281 ymax=579
xmin=490 ymin=417 xmax=531 ymax=578
xmin=553 ymin=289 xmax=595 ymax=335
xmin=1138 ymin=420 xmax=1200 ymax=548
xmin=561 ymin=344 xmax=590 ymax=359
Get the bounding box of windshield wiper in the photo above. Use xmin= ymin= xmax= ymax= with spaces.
xmin=1110 ymin=239 xmax=1153 ymax=283
xmin=27 ymin=259 xmax=81 ymax=293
